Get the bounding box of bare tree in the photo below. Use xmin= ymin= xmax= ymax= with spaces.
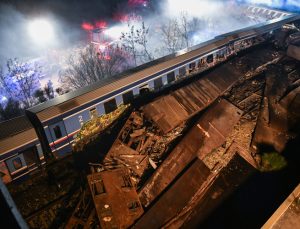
xmin=136 ymin=22 xmax=153 ymax=63
xmin=159 ymin=13 xmax=201 ymax=54
xmin=120 ymin=22 xmax=153 ymax=66
xmin=179 ymin=11 xmax=190 ymax=48
xmin=160 ymin=18 xmax=182 ymax=54
xmin=59 ymin=45 xmax=128 ymax=90
xmin=120 ymin=24 xmax=139 ymax=66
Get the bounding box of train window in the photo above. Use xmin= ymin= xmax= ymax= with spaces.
xmin=53 ymin=125 xmax=62 ymax=139
xmin=179 ymin=67 xmax=186 ymax=76
xmin=12 ymin=158 xmax=23 ymax=170
xmin=90 ymin=107 xmax=98 ymax=119
xmin=122 ymin=91 xmax=134 ymax=105
xmin=22 ymin=148 xmax=39 ymax=167
xmin=207 ymin=54 xmax=214 ymax=64
xmin=154 ymin=77 xmax=163 ymax=89
xmin=139 ymin=84 xmax=149 ymax=95
xmin=167 ymin=72 xmax=175 ymax=83
xmin=189 ymin=62 xmax=196 ymax=69
xmin=104 ymin=99 xmax=117 ymax=114
xmin=199 ymin=58 xmax=205 ymax=67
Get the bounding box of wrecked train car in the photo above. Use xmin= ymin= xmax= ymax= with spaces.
xmin=0 ymin=8 xmax=299 ymax=183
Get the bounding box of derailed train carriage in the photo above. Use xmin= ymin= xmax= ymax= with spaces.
xmin=1 ymin=6 xmax=299 ymax=183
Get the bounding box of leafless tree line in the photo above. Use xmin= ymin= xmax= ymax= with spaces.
xmin=120 ymin=12 xmax=201 ymax=65
xmin=60 ymin=11 xmax=202 ymax=90
xmin=160 ymin=12 xmax=201 ymax=54
xmin=59 ymin=45 xmax=129 ymax=90
xmin=120 ymin=21 xmax=153 ymax=66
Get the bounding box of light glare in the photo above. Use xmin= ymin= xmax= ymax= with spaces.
xmin=28 ymin=19 xmax=55 ymax=45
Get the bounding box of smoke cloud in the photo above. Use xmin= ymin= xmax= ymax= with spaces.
xmin=237 ymin=0 xmax=300 ymax=12
xmin=0 ymin=4 xmax=85 ymax=65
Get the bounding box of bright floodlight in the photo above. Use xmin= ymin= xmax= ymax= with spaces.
xmin=28 ymin=19 xmax=55 ymax=45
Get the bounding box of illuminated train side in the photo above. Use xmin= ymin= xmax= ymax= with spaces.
xmin=1 ymin=13 xmax=299 ymax=183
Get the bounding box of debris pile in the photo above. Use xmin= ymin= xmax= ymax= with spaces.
xmin=73 ymin=104 xmax=130 ymax=152
xmin=251 ymin=62 xmax=300 ymax=153
xmin=101 ymin=110 xmax=184 ymax=187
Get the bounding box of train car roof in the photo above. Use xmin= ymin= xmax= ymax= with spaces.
xmin=27 ymin=13 xmax=300 ymax=124
xmin=0 ymin=116 xmax=33 ymax=141
xmin=0 ymin=128 xmax=38 ymax=156
xmin=0 ymin=116 xmax=38 ymax=156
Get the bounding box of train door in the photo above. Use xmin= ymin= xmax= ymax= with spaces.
xmin=48 ymin=121 xmax=69 ymax=155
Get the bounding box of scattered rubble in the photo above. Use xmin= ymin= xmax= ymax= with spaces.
xmin=252 ymin=60 xmax=300 ymax=153
xmin=100 ymin=110 xmax=184 ymax=188
xmin=73 ymin=104 xmax=130 ymax=152
xmin=139 ymin=99 xmax=243 ymax=208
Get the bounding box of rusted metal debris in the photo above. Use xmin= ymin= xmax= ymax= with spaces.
xmin=136 ymin=142 xmax=257 ymax=229
xmin=164 ymin=143 xmax=257 ymax=228
xmin=142 ymin=63 xmax=243 ymax=133
xmin=252 ymin=64 xmax=300 ymax=153
xmin=87 ymin=168 xmax=143 ymax=229
xmin=139 ymin=99 xmax=242 ymax=208
xmin=134 ymin=158 xmax=211 ymax=229
xmin=102 ymin=110 xmax=184 ymax=186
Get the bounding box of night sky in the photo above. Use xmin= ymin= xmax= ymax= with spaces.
xmin=0 ymin=0 xmax=161 ymax=25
